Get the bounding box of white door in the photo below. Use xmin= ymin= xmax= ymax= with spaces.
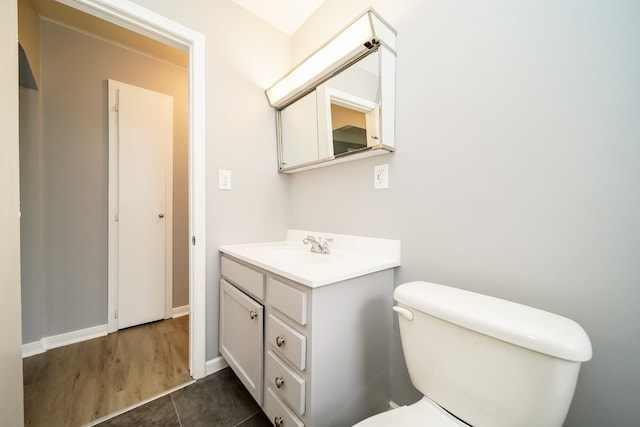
xmin=111 ymin=80 xmax=173 ymax=330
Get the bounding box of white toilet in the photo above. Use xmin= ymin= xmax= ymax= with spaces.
xmin=355 ymin=281 xmax=592 ymax=427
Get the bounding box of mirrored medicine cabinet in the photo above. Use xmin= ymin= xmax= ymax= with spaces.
xmin=266 ymin=9 xmax=397 ymax=173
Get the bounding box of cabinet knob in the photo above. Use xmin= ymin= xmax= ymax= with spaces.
xmin=276 ymin=336 xmax=286 ymax=347
xmin=249 ymin=310 xmax=257 ymax=320
xmin=275 ymin=376 xmax=284 ymax=388
xmin=274 ymin=416 xmax=283 ymax=426
xmin=158 ymin=213 xmax=165 ymax=218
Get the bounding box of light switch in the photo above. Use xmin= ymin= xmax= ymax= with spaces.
xmin=218 ymin=169 xmax=231 ymax=190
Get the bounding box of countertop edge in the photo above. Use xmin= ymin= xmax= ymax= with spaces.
xmin=219 ymin=244 xmax=400 ymax=288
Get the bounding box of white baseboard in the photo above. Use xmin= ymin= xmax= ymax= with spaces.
xmin=205 ymin=355 xmax=229 ymax=376
xmin=172 ymin=305 xmax=189 ymax=318
xmin=23 ymin=324 xmax=108 ymax=358
xmin=22 ymin=341 xmax=45 ymax=358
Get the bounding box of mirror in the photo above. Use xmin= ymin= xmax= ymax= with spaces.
xmin=277 ymin=48 xmax=395 ymax=173
xmin=279 ymin=91 xmax=319 ymax=167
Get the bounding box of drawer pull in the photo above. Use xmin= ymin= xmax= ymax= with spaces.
xmin=275 ymin=376 xmax=284 ymax=388
xmin=276 ymin=336 xmax=286 ymax=347
xmin=274 ymin=416 xmax=283 ymax=425
xmin=249 ymin=310 xmax=257 ymax=320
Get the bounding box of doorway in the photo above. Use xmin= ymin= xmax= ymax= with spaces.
xmin=18 ymin=0 xmax=205 ymax=382
xmin=58 ymin=0 xmax=207 ymax=378
xmin=19 ymin=3 xmax=198 ymax=422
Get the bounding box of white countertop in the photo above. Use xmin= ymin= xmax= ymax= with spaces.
xmin=219 ymin=229 xmax=401 ymax=287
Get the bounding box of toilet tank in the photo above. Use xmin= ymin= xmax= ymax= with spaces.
xmin=394 ymin=281 xmax=592 ymax=427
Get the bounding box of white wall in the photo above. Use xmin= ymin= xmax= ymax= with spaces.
xmin=0 ymin=0 xmax=25 ymax=423
xmin=289 ymin=1 xmax=640 ymax=425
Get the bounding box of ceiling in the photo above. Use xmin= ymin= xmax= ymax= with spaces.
xmin=231 ymin=0 xmax=326 ymax=35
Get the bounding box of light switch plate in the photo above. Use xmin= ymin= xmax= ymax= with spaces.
xmin=218 ymin=169 xmax=231 ymax=190
xmin=374 ymin=164 xmax=389 ymax=189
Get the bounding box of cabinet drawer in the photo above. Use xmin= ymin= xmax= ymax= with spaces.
xmin=221 ymin=256 xmax=264 ymax=299
xmin=265 ymin=386 xmax=304 ymax=427
xmin=266 ymin=350 xmax=306 ymax=415
xmin=268 ymin=277 xmax=307 ymax=325
xmin=267 ymin=314 xmax=306 ymax=371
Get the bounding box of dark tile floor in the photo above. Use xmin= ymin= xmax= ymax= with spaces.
xmin=96 ymin=367 xmax=272 ymax=427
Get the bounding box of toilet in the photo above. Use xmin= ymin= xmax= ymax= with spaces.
xmin=355 ymin=281 xmax=592 ymax=427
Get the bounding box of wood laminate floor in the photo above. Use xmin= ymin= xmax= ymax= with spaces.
xmin=23 ymin=316 xmax=191 ymax=427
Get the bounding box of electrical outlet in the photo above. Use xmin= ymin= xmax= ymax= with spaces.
xmin=374 ymin=164 xmax=389 ymax=189
xmin=218 ymin=169 xmax=231 ymax=190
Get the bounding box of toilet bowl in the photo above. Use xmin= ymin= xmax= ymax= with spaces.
xmin=355 ymin=396 xmax=468 ymax=427
xmin=354 ymin=281 xmax=592 ymax=427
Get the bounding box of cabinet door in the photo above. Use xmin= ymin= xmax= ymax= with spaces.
xmin=220 ymin=279 xmax=264 ymax=404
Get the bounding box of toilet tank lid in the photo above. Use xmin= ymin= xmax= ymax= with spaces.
xmin=394 ymin=281 xmax=592 ymax=362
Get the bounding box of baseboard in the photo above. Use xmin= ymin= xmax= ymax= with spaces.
xmin=23 ymin=324 xmax=109 ymax=358
xmin=205 ymin=355 xmax=229 ymax=376
xmin=172 ymin=305 xmax=189 ymax=318
xmin=22 ymin=341 xmax=45 ymax=358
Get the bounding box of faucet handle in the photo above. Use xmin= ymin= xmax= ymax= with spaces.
xmin=321 ymin=238 xmax=333 ymax=254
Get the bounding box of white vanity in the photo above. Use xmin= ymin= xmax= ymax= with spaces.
xmin=219 ymin=230 xmax=401 ymax=427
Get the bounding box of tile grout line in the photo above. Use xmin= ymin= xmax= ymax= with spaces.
xmin=233 ymin=409 xmax=263 ymax=427
xmin=82 ymin=379 xmax=194 ymax=426
xmin=171 ymin=393 xmax=183 ymax=427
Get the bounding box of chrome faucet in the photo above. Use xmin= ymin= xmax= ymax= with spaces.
xmin=303 ymin=235 xmax=332 ymax=254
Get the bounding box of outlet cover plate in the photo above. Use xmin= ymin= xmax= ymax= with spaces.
xmin=374 ymin=164 xmax=389 ymax=189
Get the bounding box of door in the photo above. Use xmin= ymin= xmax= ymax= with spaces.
xmin=109 ymin=80 xmax=173 ymax=330
xmin=220 ymin=279 xmax=264 ymax=404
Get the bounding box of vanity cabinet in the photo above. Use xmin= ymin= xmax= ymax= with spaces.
xmin=220 ymin=254 xmax=394 ymax=427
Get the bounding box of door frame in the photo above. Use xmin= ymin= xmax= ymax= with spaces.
xmin=59 ymin=0 xmax=206 ymax=379
xmin=107 ymin=79 xmax=174 ymax=331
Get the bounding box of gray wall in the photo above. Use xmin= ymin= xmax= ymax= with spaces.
xmin=32 ymin=20 xmax=190 ymax=338
xmin=289 ymin=1 xmax=640 ymax=426
xmin=19 ymin=87 xmax=42 ymax=344
xmin=12 ymin=0 xmax=638 ymax=425
xmin=128 ymin=0 xmax=291 ymax=359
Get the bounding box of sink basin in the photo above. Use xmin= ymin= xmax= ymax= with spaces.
xmin=260 ymin=246 xmax=331 ymax=265
xmin=219 ymin=230 xmax=401 ymax=287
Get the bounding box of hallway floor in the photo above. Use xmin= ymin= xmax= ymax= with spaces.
xmin=23 ymin=316 xmax=191 ymax=426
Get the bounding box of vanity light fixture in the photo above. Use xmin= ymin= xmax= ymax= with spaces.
xmin=266 ymin=8 xmax=397 ymax=108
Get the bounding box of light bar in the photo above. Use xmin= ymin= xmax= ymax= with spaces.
xmin=266 ymin=9 xmax=396 ymax=108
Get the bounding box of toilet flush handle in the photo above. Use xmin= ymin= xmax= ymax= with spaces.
xmin=393 ymin=306 xmax=414 ymax=321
